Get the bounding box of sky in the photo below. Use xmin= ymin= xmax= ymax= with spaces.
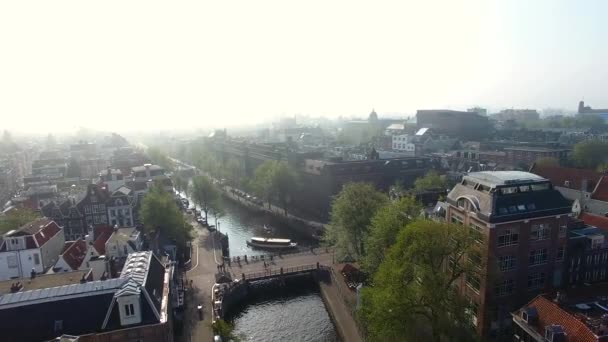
xmin=1 ymin=0 xmax=607 ymax=133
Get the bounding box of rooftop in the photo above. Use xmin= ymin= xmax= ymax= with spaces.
xmin=466 ymin=171 xmax=546 ymax=186
xmin=504 ymin=146 xmax=570 ymax=152
xmin=0 ymin=278 xmax=126 ymax=307
xmin=131 ymin=164 xmax=164 ymax=172
xmin=513 ymin=294 xmax=608 ymax=341
xmin=0 ymin=270 xmax=90 ymax=295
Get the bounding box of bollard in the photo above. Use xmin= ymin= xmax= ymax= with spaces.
xmin=244 ymin=255 xmax=248 ymax=263
xmin=317 ymin=262 xmax=320 ymax=269
xmin=280 ymin=267 xmax=283 ymax=275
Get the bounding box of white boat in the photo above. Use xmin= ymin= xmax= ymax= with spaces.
xmin=247 ymin=237 xmax=297 ymax=249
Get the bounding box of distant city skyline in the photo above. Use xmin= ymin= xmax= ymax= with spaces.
xmin=1 ymin=0 xmax=607 ymax=133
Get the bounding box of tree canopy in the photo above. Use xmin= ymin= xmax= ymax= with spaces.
xmin=147 ymin=146 xmax=175 ymax=171
xmin=190 ymin=175 xmax=221 ymax=221
xmin=0 ymin=209 xmax=41 ymax=235
xmin=571 ymin=140 xmax=608 ymax=169
xmin=413 ymin=170 xmax=447 ymax=191
xmin=360 ymin=219 xmax=479 ymax=342
xmin=362 ymin=196 xmax=421 ymax=276
xmin=251 ymin=160 xmax=299 ymax=214
xmin=327 ymin=182 xmax=388 ymax=259
xmin=139 ymin=183 xmax=192 ymax=248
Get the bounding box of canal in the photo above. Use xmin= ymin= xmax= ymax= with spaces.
xmin=179 ymin=188 xmax=337 ymax=341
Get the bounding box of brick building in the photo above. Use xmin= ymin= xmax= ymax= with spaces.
xmin=446 ymin=171 xmax=572 ymax=338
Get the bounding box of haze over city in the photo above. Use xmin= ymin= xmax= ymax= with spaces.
xmin=2 ymin=0 xmax=608 ymax=133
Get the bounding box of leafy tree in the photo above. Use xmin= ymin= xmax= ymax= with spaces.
xmin=362 ymin=196 xmax=421 ymax=276
xmin=190 ymin=175 xmax=221 ymax=221
xmin=413 ymin=170 xmax=447 ymax=191
xmin=572 ymin=140 xmax=608 ymax=169
xmin=0 ymin=209 xmax=41 ymax=235
xmin=212 ymin=319 xmax=244 ymax=341
xmin=139 ymin=183 xmax=192 ymax=248
xmin=271 ymin=161 xmax=299 ymax=216
xmin=327 ymin=182 xmax=388 ymax=259
xmin=147 ymin=146 xmax=175 ymax=171
xmin=251 ymin=161 xmax=276 ymax=209
xmin=360 ymin=220 xmax=479 ymax=342
xmin=173 ymin=175 xmax=189 ymax=196
xmin=225 ymin=157 xmax=243 ymax=186
xmin=66 ymin=158 xmax=81 ymax=178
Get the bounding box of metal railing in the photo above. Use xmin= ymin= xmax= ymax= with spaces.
xmin=228 ymin=247 xmax=334 ymax=264
xmin=241 ymin=264 xmax=318 ymax=280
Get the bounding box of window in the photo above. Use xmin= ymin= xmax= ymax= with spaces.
xmin=500 ymin=187 xmax=518 ymax=195
xmin=508 ymin=206 xmax=517 ymax=213
xmin=498 ymin=207 xmax=508 ymax=215
xmin=556 ymin=247 xmax=564 ymax=262
xmin=519 ymin=185 xmax=530 ymax=193
xmin=531 ymin=183 xmax=550 ymax=191
xmin=7 ymin=255 xmax=17 ymax=268
xmin=85 ymin=206 xmax=92 ymax=214
xmin=33 ymin=253 xmax=40 ymax=265
xmin=527 ymin=203 xmax=537 ymax=210
xmin=470 ymin=223 xmax=484 ymax=243
xmin=54 ymin=320 xmax=63 ymax=333
xmin=592 ymin=237 xmax=604 ymax=250
xmin=530 ymin=224 xmax=550 ymax=241
xmin=497 ymin=229 xmax=519 ymax=247
xmin=123 ymin=245 xmax=128 ymax=255
xmin=559 ymin=225 xmax=567 ymax=238
xmin=469 ymin=251 xmax=482 ymax=269
xmin=125 ymin=304 xmax=135 ymax=316
xmin=495 ymin=279 xmax=514 ymax=297
xmin=498 ymin=255 xmax=517 ymax=271
xmin=111 ymin=209 xmax=116 ymax=216
xmin=466 ymin=274 xmax=481 ymax=292
xmin=517 ymin=204 xmax=527 ymax=212
xmin=451 ymin=214 xmax=463 ymax=225
xmin=529 ymin=249 xmax=548 ymax=266
xmin=527 ymin=272 xmax=545 ymax=290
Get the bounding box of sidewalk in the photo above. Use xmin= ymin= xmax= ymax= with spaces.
xmin=319 ymin=278 xmax=364 ymax=342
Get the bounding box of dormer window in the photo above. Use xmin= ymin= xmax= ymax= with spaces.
xmin=124 ymin=304 xmax=135 ymax=316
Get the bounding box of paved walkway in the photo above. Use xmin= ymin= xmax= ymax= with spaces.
xmin=319 ymin=278 xmax=364 ymax=342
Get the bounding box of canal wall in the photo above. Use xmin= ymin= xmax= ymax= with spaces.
xmin=220 ymin=188 xmax=324 ymax=238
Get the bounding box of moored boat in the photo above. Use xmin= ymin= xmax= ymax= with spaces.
xmin=247 ymin=237 xmax=297 ymax=249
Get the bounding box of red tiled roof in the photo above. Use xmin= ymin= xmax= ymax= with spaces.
xmin=592 ymin=177 xmax=608 ymax=202
xmin=521 ymin=295 xmax=598 ymax=342
xmin=61 ymin=241 xmax=75 ymax=253
xmin=93 ymin=230 xmax=113 ymax=255
xmin=531 ymin=165 xmax=602 ymax=192
xmin=60 ymin=238 xmax=87 ymax=270
xmin=7 ymin=218 xmax=61 ymax=249
xmin=580 ymin=213 xmax=608 ymax=231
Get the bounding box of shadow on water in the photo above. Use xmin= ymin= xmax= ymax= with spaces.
xmin=225 ymin=276 xmax=339 ymax=342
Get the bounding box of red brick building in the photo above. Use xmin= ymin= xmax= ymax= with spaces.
xmin=446 ymin=171 xmax=572 ymax=338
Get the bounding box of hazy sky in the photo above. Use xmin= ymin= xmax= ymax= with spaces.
xmin=1 ymin=0 xmax=607 ymax=133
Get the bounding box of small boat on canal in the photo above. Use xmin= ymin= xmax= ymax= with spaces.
xmin=247 ymin=237 xmax=297 ymax=249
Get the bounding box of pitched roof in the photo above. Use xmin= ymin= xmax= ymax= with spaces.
xmin=514 ymin=295 xmax=599 ymax=342
xmin=580 ymin=213 xmax=608 ymax=231
xmin=530 ymin=165 xmax=602 ymax=192
xmin=60 ymin=239 xmax=88 ymax=270
xmin=591 ymin=176 xmax=608 ymax=202
xmin=93 ymin=230 xmax=113 ymax=255
xmin=3 ymin=219 xmax=62 ymax=249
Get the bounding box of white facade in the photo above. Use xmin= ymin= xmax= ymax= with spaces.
xmin=108 ymin=205 xmax=133 ymax=227
xmin=0 ymin=248 xmax=43 ymax=280
xmin=392 ymin=134 xmax=415 ymax=153
xmin=105 ymin=228 xmax=143 ymax=260
xmin=117 ymin=294 xmax=142 ymax=326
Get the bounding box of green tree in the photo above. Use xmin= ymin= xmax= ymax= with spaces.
xmin=362 ymin=196 xmax=421 ymax=276
xmin=190 ymin=175 xmax=221 ymax=221
xmin=252 ymin=160 xmax=276 ymax=209
xmin=413 ymin=170 xmax=447 ymax=191
xmin=0 ymin=209 xmax=41 ymax=235
xmin=360 ymin=220 xmax=479 ymax=342
xmin=212 ymin=319 xmax=243 ymax=341
xmin=225 ymin=158 xmax=243 ymax=187
xmin=327 ymin=182 xmax=388 ymax=259
xmin=66 ymin=158 xmax=81 ymax=178
xmin=271 ymin=161 xmax=299 ymax=216
xmin=139 ymin=183 xmax=192 ymax=248
xmin=147 ymin=146 xmax=175 ymax=171
xmin=173 ymin=175 xmax=188 ymax=196
xmin=572 ymin=140 xmax=608 ymax=169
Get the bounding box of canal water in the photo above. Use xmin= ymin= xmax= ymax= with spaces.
xmin=180 ymin=188 xmax=337 ymax=341
xmin=226 ymin=278 xmax=339 ymax=342
xmin=181 ymin=190 xmax=317 ymax=257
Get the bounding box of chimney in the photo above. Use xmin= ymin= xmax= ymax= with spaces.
xmin=10 ymin=282 xmax=23 ymax=293
xmin=30 ymin=268 xmax=36 ymax=279
xmin=80 ymin=274 xmax=87 ymax=284
xmin=582 ymin=179 xmax=588 ymax=192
